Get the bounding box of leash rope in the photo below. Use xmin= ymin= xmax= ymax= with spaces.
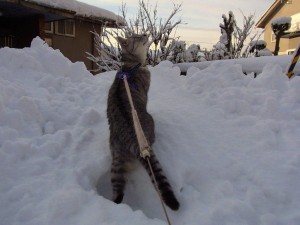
xmin=146 ymin=157 xmax=172 ymax=225
xmin=122 ymin=72 xmax=172 ymax=225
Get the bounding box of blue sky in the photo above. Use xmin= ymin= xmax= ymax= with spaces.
xmin=78 ymin=0 xmax=274 ymax=49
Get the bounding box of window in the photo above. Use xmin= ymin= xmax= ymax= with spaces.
xmin=44 ymin=38 xmax=53 ymax=47
xmin=0 ymin=35 xmax=15 ymax=48
xmin=271 ymin=32 xmax=276 ymax=42
xmin=45 ymin=22 xmax=53 ymax=33
xmin=55 ymin=20 xmax=75 ymax=37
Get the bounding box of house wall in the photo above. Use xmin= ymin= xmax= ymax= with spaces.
xmin=0 ymin=1 xmax=109 ymax=72
xmin=16 ymin=15 xmax=45 ymax=48
xmin=264 ymin=1 xmax=300 ymax=55
xmin=0 ymin=15 xmax=44 ymax=48
xmin=46 ymin=20 xmax=102 ymax=71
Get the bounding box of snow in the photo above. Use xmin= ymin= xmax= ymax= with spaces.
xmin=25 ymin=0 xmax=122 ymax=22
xmin=1 ymin=37 xmax=300 ymax=225
xmin=272 ymin=16 xmax=292 ymax=26
xmin=249 ymin=40 xmax=267 ymax=48
xmin=185 ymin=44 xmax=201 ymax=62
xmin=289 ymin=13 xmax=300 ymax=33
xmin=219 ymin=29 xmax=228 ymax=45
xmin=257 ymin=49 xmax=273 ymax=57
xmin=177 ymin=55 xmax=300 ymax=76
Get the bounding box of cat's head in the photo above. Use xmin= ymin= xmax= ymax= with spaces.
xmin=117 ymin=34 xmax=149 ymax=64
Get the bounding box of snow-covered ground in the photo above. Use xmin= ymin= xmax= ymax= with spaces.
xmin=1 ymin=38 xmax=300 ymax=225
xmin=177 ymin=54 xmax=300 ymax=75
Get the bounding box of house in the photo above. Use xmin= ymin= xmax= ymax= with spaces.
xmin=256 ymin=0 xmax=300 ymax=55
xmin=0 ymin=0 xmax=123 ymax=71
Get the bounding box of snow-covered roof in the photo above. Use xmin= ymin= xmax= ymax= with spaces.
xmin=25 ymin=0 xmax=124 ymax=25
xmin=288 ymin=13 xmax=300 ymax=32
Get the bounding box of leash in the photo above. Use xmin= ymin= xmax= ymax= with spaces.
xmin=120 ymin=66 xmax=172 ymax=225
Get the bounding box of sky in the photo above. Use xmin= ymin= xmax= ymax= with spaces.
xmin=77 ymin=0 xmax=275 ymax=49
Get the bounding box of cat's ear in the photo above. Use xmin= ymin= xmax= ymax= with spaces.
xmin=116 ymin=37 xmax=128 ymax=47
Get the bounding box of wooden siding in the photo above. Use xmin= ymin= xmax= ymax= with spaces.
xmin=262 ymin=1 xmax=300 ymax=55
xmin=45 ymin=20 xmax=102 ymax=71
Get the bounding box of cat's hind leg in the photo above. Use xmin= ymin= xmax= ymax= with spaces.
xmin=111 ymin=152 xmax=127 ymax=204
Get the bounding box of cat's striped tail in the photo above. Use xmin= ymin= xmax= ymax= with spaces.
xmin=139 ymin=152 xmax=180 ymax=211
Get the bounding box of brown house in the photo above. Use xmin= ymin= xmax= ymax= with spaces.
xmin=0 ymin=0 xmax=123 ymax=70
xmin=256 ymin=0 xmax=300 ymax=55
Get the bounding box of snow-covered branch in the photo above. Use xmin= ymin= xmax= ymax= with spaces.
xmin=87 ymin=0 xmax=184 ymax=71
xmin=86 ymin=27 xmax=122 ymax=72
xmin=211 ymin=10 xmax=258 ymax=60
xmin=232 ymin=11 xmax=255 ymax=58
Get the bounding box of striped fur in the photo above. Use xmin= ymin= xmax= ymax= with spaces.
xmin=106 ymin=34 xmax=179 ymax=210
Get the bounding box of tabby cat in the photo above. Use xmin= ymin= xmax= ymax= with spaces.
xmin=106 ymin=34 xmax=179 ymax=210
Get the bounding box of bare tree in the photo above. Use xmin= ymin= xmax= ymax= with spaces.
xmin=87 ymin=0 xmax=183 ymax=72
xmin=137 ymin=1 xmax=183 ymax=64
xmin=168 ymin=40 xmax=186 ymax=63
xmin=241 ymin=29 xmax=264 ymax=57
xmin=86 ymin=27 xmax=122 ymax=72
xmin=232 ymin=10 xmax=255 ymax=58
xmin=219 ymin=11 xmax=235 ymax=58
xmin=211 ymin=10 xmax=258 ymax=60
xmin=185 ymin=44 xmax=201 ymax=62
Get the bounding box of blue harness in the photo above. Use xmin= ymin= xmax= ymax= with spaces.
xmin=118 ymin=63 xmax=142 ymax=90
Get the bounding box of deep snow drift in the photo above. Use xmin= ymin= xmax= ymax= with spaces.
xmin=1 ymin=38 xmax=300 ymax=225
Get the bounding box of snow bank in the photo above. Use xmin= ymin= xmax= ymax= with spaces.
xmin=177 ymin=55 xmax=300 ymax=76
xmin=1 ymin=37 xmax=300 ymax=225
xmin=0 ymin=38 xmax=163 ymax=225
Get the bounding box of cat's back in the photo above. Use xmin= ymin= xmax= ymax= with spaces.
xmin=107 ymin=66 xmax=151 ymax=124
xmin=107 ymin=65 xmax=155 ymax=151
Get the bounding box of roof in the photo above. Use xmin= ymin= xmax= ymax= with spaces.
xmin=256 ymin=0 xmax=288 ymax=28
xmin=282 ymin=31 xmax=300 ymax=38
xmin=0 ymin=0 xmax=124 ymax=27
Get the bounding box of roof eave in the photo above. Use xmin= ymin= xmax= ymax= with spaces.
xmin=1 ymin=0 xmax=125 ymax=27
xmin=282 ymin=31 xmax=300 ymax=39
xmin=74 ymin=15 xmax=125 ymax=28
xmin=22 ymin=0 xmax=123 ymax=26
xmin=256 ymin=0 xmax=288 ymax=28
